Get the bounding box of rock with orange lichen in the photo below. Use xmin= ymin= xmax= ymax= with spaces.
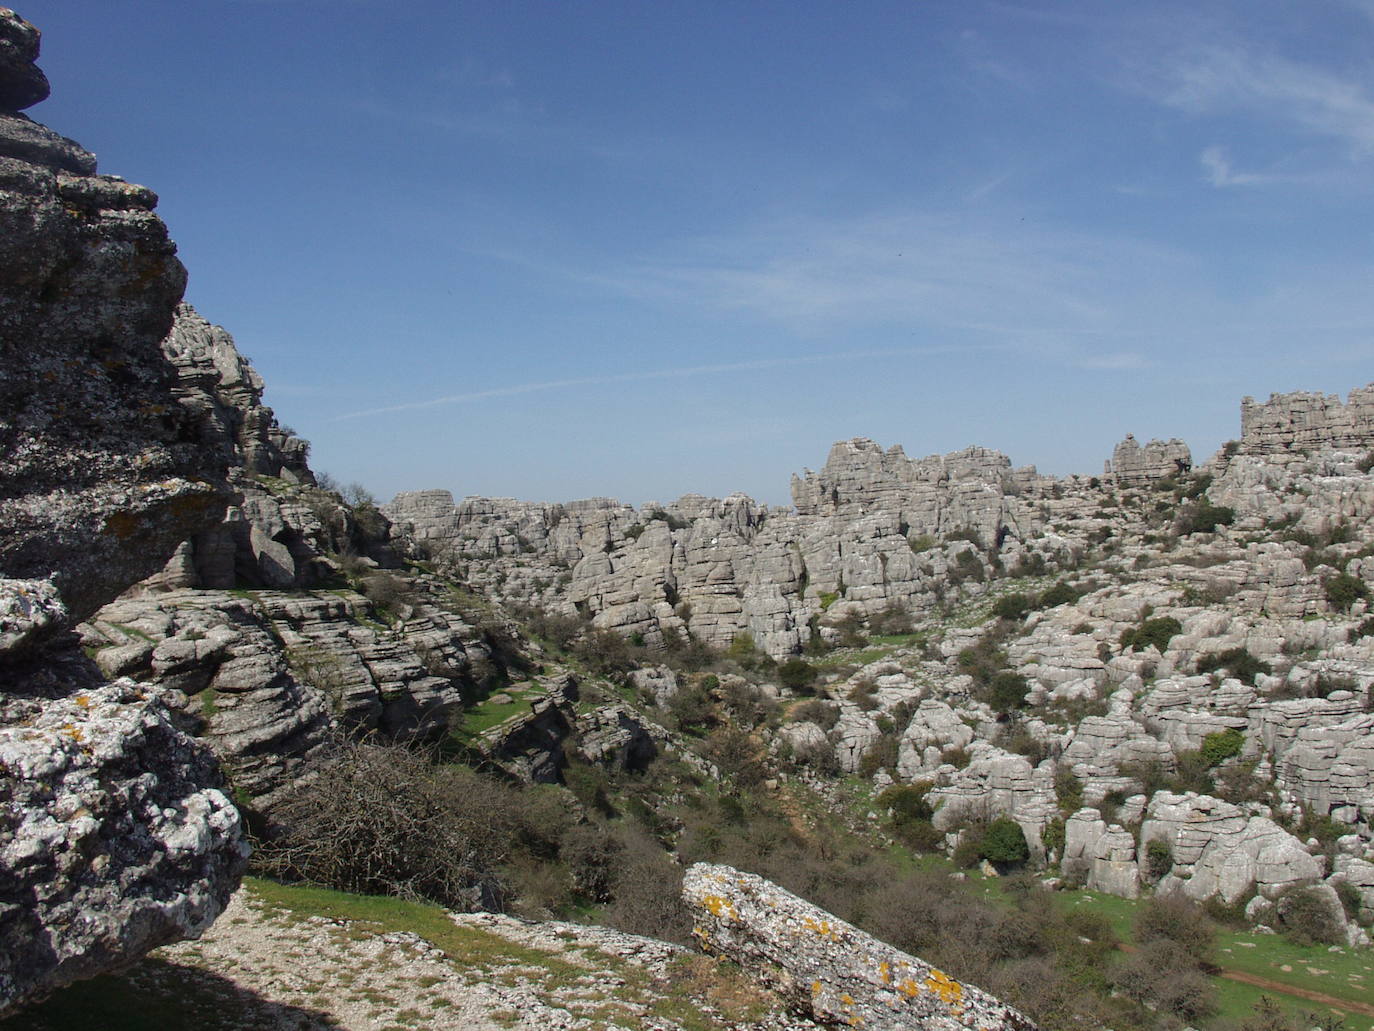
xmin=682 ymin=862 xmax=1037 ymax=1031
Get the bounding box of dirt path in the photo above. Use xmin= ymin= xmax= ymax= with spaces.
xmin=1214 ymin=968 xmax=1374 ymax=1018
xmin=1120 ymin=942 xmax=1374 ymax=1019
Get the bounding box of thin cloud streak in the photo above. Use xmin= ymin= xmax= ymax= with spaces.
xmin=331 ymin=347 xmax=979 ymax=422
xmin=1162 ymin=45 xmax=1374 ymax=154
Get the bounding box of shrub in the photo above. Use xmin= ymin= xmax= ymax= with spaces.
xmin=253 ymin=739 xmax=517 ymax=910
xmin=951 ymin=824 xmax=987 ymax=869
xmin=952 ymin=549 xmax=985 ymax=583
xmin=877 ymin=783 xmax=934 ymax=823
xmin=987 ymin=670 xmax=1030 ymax=712
xmin=848 ymin=678 xmax=880 ymax=711
xmin=1041 ymin=817 xmax=1065 ymax=856
xmin=726 ymin=631 xmax=763 ymax=670
xmin=869 ymin=603 xmax=914 ymax=635
xmin=1112 ymin=941 xmax=1217 ymax=1022
xmin=666 ymin=682 xmax=715 ymax=736
xmin=1135 ymin=893 xmax=1215 ymax=966
xmin=1200 ymin=727 xmax=1245 ymax=766
xmin=1324 ymin=571 xmax=1369 ymax=613
xmin=858 ymin=731 xmax=899 ymax=779
xmin=908 ymin=533 xmax=937 ymax=553
xmin=1275 ymin=886 xmax=1346 ymax=946
xmin=981 ymin=818 xmax=1030 ymax=866
xmin=791 ymin=698 xmax=839 ymax=731
xmin=877 ymin=784 xmax=941 ymax=852
xmin=992 ymin=593 xmax=1032 ymax=621
xmin=573 ymin=627 xmax=638 ymax=675
xmin=1037 ymin=581 xmax=1079 ymax=608
xmin=1118 ymin=615 xmax=1182 ymax=653
xmin=777 ymin=657 xmax=818 ymax=693
xmin=1144 ymin=838 xmax=1173 ymax=881
xmin=1176 ymin=499 xmax=1235 ymax=535
xmin=1054 ymin=765 xmax=1084 ymax=814
xmin=1195 ymin=647 xmax=1271 ymax=685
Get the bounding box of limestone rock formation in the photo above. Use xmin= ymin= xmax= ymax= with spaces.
xmin=1105 ymin=434 xmax=1191 ymax=486
xmin=386 ymin=440 xmax=1072 ymax=660
xmin=0 ymin=15 xmax=247 ymax=1014
xmin=682 ymin=863 xmax=1036 ymax=1031
xmin=1240 ymin=384 xmax=1374 ymax=455
xmin=0 ymin=47 xmax=229 ymax=633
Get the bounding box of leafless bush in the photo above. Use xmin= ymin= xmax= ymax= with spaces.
xmin=253 ymin=738 xmax=518 ymax=910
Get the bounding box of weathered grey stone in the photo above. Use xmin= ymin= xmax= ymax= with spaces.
xmin=0 ymin=681 xmax=249 ymax=1016
xmin=1106 ymin=434 xmax=1191 ymax=486
xmin=0 ymin=9 xmax=47 ymax=111
xmin=0 ymin=140 xmax=228 ymax=634
xmin=682 ymin=863 xmax=1036 ymax=1031
xmin=1239 ymin=384 xmax=1374 ymax=454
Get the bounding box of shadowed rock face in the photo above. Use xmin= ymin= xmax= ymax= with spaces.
xmin=0 ymin=9 xmax=247 ymax=1017
xmin=682 ymin=863 xmax=1037 ymax=1031
xmin=0 ymin=10 xmax=229 ymax=642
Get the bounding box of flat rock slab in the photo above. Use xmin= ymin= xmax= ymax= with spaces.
xmin=683 ymin=862 xmax=1037 ymax=1031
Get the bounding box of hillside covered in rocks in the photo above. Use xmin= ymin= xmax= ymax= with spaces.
xmin=4 ymin=7 xmax=1374 ymax=1031
xmin=382 ymin=383 xmax=1374 ymax=941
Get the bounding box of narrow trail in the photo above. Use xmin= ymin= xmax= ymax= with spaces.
xmin=1213 ymin=967 xmax=1374 ymax=1018
xmin=1120 ymin=943 xmax=1374 ymax=1018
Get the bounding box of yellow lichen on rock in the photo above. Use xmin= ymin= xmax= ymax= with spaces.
xmin=701 ymin=894 xmax=738 ymax=921
xmin=925 ymin=969 xmax=963 ymax=1007
xmin=802 ymin=916 xmax=838 ymax=940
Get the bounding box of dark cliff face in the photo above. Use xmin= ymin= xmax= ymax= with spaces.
xmin=0 ymin=9 xmax=229 ymax=642
xmin=0 ymin=8 xmax=247 ymax=1017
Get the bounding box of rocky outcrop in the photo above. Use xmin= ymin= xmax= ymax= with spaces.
xmin=0 ymin=15 xmax=246 ymax=1014
xmin=0 ymin=681 xmax=248 ymax=1015
xmin=0 ymin=16 xmax=228 ymax=637
xmin=1105 ymin=434 xmax=1191 ymax=486
xmin=682 ymin=863 xmax=1036 ymax=1031
xmin=1142 ymin=792 xmax=1322 ymax=904
xmin=387 ymin=441 xmax=1072 ymax=659
xmin=1239 ymin=384 xmax=1374 ymax=455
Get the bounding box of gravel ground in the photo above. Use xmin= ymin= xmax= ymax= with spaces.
xmin=126 ymin=887 xmax=824 ymax=1031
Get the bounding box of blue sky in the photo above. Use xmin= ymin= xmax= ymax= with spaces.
xmin=27 ymin=1 xmax=1374 ymax=505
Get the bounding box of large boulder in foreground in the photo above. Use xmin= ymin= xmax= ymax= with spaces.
xmin=0 ymin=681 xmax=249 ymax=1016
xmin=682 ymin=863 xmax=1036 ymax=1031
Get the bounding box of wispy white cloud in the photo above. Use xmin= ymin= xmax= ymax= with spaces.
xmin=1160 ymin=45 xmax=1374 ymax=154
xmin=1200 ymin=145 xmax=1272 ymax=187
xmin=331 ymin=347 xmax=978 ymax=421
xmin=577 ymin=211 xmax=1191 ymax=345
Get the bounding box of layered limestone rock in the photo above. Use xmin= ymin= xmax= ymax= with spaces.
xmin=0 ymin=16 xmax=246 ymax=1013
xmin=387 ymin=440 xmax=1071 ymax=659
xmin=1239 ymin=384 xmax=1374 ymax=455
xmin=1142 ymin=792 xmax=1322 ymax=903
xmin=145 ymin=304 xmax=349 ymax=594
xmin=1105 ymin=434 xmax=1191 ymax=486
xmin=80 ymin=578 xmax=494 ymax=813
xmin=683 ymin=863 xmax=1035 ymax=1031
xmin=0 ymin=17 xmax=228 ymax=636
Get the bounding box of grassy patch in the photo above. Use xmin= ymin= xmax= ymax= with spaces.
xmin=1058 ymin=890 xmax=1373 ymax=1030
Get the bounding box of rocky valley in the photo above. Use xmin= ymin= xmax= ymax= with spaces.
xmin=2 ymin=8 xmax=1374 ymax=1031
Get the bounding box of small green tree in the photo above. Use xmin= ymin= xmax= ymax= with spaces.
xmin=987 ymin=670 xmax=1030 ymax=712
xmin=1200 ymin=728 xmax=1245 ymax=767
xmin=980 ymin=817 xmax=1030 ymax=866
xmin=992 ymin=593 xmax=1032 ymax=621
xmin=1325 ymin=572 xmax=1368 ymax=613
xmin=1120 ymin=616 xmax=1183 ymax=653
xmin=777 ymin=657 xmax=819 ymax=694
